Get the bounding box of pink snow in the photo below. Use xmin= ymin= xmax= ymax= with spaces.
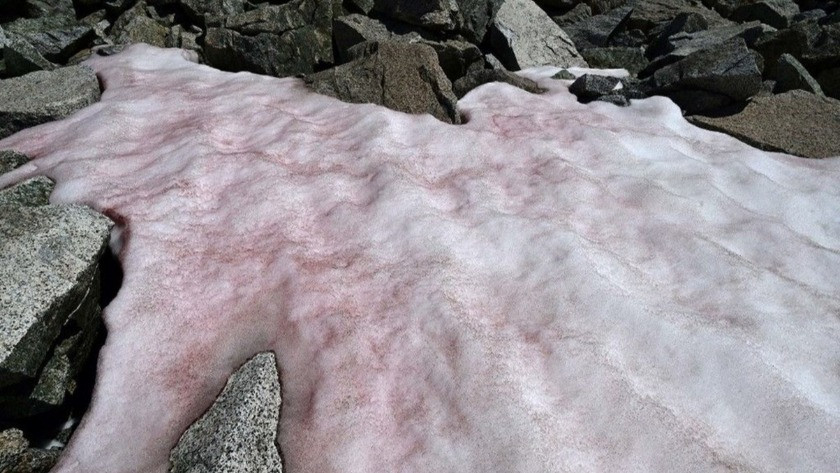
xmin=1 ymin=44 xmax=839 ymax=472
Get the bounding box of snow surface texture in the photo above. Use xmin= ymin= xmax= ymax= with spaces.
xmin=1 ymin=44 xmax=839 ymax=472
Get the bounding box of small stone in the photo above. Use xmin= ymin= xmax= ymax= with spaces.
xmin=0 ymin=65 xmax=101 ymax=140
xmin=552 ymin=69 xmax=576 ymax=80
xmin=452 ymin=68 xmax=545 ymax=98
xmin=774 ymin=53 xmax=823 ymax=95
xmin=490 ymin=0 xmax=587 ymax=70
xmin=169 ymin=352 xmax=283 ymax=473
xmin=568 ymin=73 xmax=621 ymax=103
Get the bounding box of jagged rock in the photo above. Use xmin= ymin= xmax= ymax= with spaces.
xmin=424 ymin=39 xmax=484 ymax=81
xmin=3 ymin=37 xmax=55 ymax=77
xmin=792 ymin=8 xmax=826 ymax=23
xmin=752 ymin=21 xmax=820 ymax=76
xmin=452 ymin=68 xmax=544 ymax=98
xmin=0 ymin=150 xmax=112 ymax=418
xmin=646 ymin=12 xmax=710 ymax=58
xmin=490 ymin=0 xmax=587 ymax=70
xmin=370 ymin=0 xmax=460 ymax=31
xmin=305 ymin=41 xmax=460 ymax=124
xmin=346 ymin=0 xmax=373 ymax=13
xmin=552 ymin=69 xmax=576 ymax=79
xmin=553 ymin=3 xmax=592 ymax=26
xmin=110 ymin=1 xmax=169 ymax=47
xmin=1 ymin=14 xmax=94 ymax=63
xmin=799 ymin=23 xmax=840 ymax=70
xmin=204 ymin=0 xmax=333 ymax=76
xmin=456 ymin=0 xmax=505 ymax=43
xmin=580 ymin=46 xmax=648 ymax=75
xmin=0 ymin=429 xmax=60 ymax=473
xmin=817 ymin=67 xmax=840 ymax=99
xmin=627 ymin=0 xmax=729 ymax=32
xmin=168 ymin=352 xmax=282 ymax=473
xmin=569 ymin=73 xmax=621 ymax=102
xmin=0 ymin=65 xmax=101 ymax=140
xmin=730 ymin=0 xmax=799 ymax=29
xmin=649 ymin=37 xmax=762 ymax=113
xmin=333 ymin=14 xmax=396 ymax=62
xmin=774 ymin=53 xmax=823 ymax=94
xmin=641 ymin=21 xmax=768 ymax=77
xmin=177 ymin=0 xmax=246 ymax=26
xmin=563 ymin=5 xmax=633 ymax=49
xmin=689 ymin=90 xmax=840 ymax=158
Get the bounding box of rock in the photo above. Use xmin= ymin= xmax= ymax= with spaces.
xmin=0 ymin=65 xmax=101 ymax=140
xmin=370 ymin=0 xmax=459 ymax=31
xmin=646 ymin=12 xmax=711 ymax=59
xmin=752 ymin=21 xmax=820 ymax=76
xmin=110 ymin=1 xmax=169 ymax=47
xmin=490 ymin=0 xmax=587 ymax=70
xmin=204 ymin=0 xmax=333 ymax=77
xmin=689 ymin=90 xmax=840 ymax=158
xmin=641 ymin=21 xmax=768 ymax=77
xmin=1 ymin=14 xmax=94 ymax=63
xmin=3 ymin=37 xmax=55 ymax=77
xmin=774 ymin=53 xmax=823 ymax=94
xmin=553 ymin=3 xmax=592 ymax=27
xmin=563 ymin=5 xmax=633 ymax=49
xmin=455 ymin=0 xmax=505 ymax=43
xmin=423 ymin=39 xmax=484 ymax=81
xmin=0 ymin=150 xmax=113 ymax=417
xmin=552 ymin=69 xmax=576 ymax=79
xmin=627 ymin=0 xmax=729 ymax=33
xmin=580 ymin=46 xmax=648 ymax=75
xmin=168 ymin=352 xmax=282 ymax=473
xmin=649 ymin=37 xmax=762 ymax=113
xmin=305 ymin=41 xmax=460 ymax=124
xmin=346 ymin=0 xmax=373 ymax=13
xmin=452 ymin=68 xmax=545 ymax=98
xmin=333 ymin=14 xmax=395 ymax=62
xmin=792 ymin=8 xmax=826 ymax=23
xmin=799 ymin=23 xmax=840 ymax=70
xmin=177 ymin=0 xmax=246 ymax=26
xmin=0 ymin=429 xmax=60 ymax=473
xmin=568 ymin=73 xmax=621 ymax=102
xmin=730 ymin=0 xmax=799 ymax=29
xmin=817 ymin=67 xmax=840 ymax=99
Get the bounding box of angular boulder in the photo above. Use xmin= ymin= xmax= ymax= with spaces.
xmin=563 ymin=5 xmax=633 ymax=49
xmin=168 ymin=352 xmax=283 ymax=473
xmin=490 ymin=0 xmax=587 ymax=70
xmin=774 ymin=53 xmax=823 ymax=95
xmin=3 ymin=36 xmax=55 ymax=77
xmin=305 ymin=41 xmax=460 ymax=124
xmin=580 ymin=46 xmax=648 ymax=75
xmin=1 ymin=14 xmax=94 ymax=63
xmin=689 ymin=90 xmax=840 ymax=158
xmin=730 ymin=0 xmax=799 ymax=29
xmin=0 ymin=65 xmax=101 ymax=140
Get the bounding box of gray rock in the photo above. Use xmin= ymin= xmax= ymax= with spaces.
xmin=597 ymin=93 xmax=630 ymax=105
xmin=370 ymin=0 xmax=460 ymax=31
xmin=0 ymin=151 xmax=113 ymax=417
xmin=627 ymin=0 xmax=729 ymax=32
xmin=553 ymin=3 xmax=592 ymax=27
xmin=490 ymin=0 xmax=587 ymax=70
xmin=0 ymin=65 xmax=101 ymax=140
xmin=563 ymin=5 xmax=633 ymax=49
xmin=0 ymin=429 xmax=60 ymax=473
xmin=580 ymin=46 xmax=648 ymax=75
xmin=346 ymin=0 xmax=373 ymax=13
xmin=204 ymin=0 xmax=333 ymax=77
xmin=752 ymin=21 xmax=820 ymax=77
xmin=774 ymin=53 xmax=823 ymax=94
xmin=569 ymin=73 xmax=621 ymax=102
xmin=178 ymin=0 xmax=246 ymax=26
xmin=649 ymin=37 xmax=762 ymax=113
xmin=169 ymin=352 xmax=283 ymax=473
xmin=3 ymin=36 xmax=55 ymax=77
xmin=305 ymin=41 xmax=461 ymax=124
xmin=646 ymin=12 xmax=710 ymax=59
xmin=452 ymin=68 xmax=545 ymax=98
xmin=455 ymin=0 xmax=505 ymax=43
xmin=689 ymin=90 xmax=840 ymax=158
xmin=333 ymin=13 xmax=395 ymax=62
xmin=552 ymin=69 xmax=576 ymax=79
xmin=792 ymin=8 xmax=826 ymax=24
xmin=817 ymin=67 xmax=840 ymax=99
xmin=2 ymin=14 xmax=94 ymax=63
xmin=422 ymin=39 xmax=484 ymax=81
xmin=730 ymin=0 xmax=799 ymax=29
xmin=111 ymin=1 xmax=169 ymax=47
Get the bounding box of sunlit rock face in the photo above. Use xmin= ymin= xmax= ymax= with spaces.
xmin=1 ymin=44 xmax=838 ymax=473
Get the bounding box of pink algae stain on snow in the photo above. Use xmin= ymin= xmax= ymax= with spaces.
xmin=1 ymin=45 xmax=840 ymax=472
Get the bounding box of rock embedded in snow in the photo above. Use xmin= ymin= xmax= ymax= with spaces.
xmin=568 ymin=73 xmax=621 ymax=102
xmin=689 ymin=89 xmax=840 ymax=158
xmin=0 ymin=65 xmax=100 ymax=139
xmin=774 ymin=53 xmax=823 ymax=95
xmin=305 ymin=41 xmax=461 ymax=124
xmin=490 ymin=0 xmax=587 ymax=70
xmin=169 ymin=352 xmax=282 ymax=473
xmin=452 ymin=67 xmax=544 ymax=98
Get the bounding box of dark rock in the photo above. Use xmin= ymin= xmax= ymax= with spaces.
xmin=0 ymin=65 xmax=101 ymax=140
xmin=597 ymin=93 xmax=630 ymax=105
xmin=580 ymin=46 xmax=648 ymax=75
xmin=817 ymin=66 xmax=840 ymax=99
xmin=563 ymin=5 xmax=633 ymax=49
xmin=370 ymin=0 xmax=460 ymax=32
xmin=455 ymin=0 xmax=505 ymax=43
xmin=627 ymin=0 xmax=729 ymax=33
xmin=553 ymin=3 xmax=592 ymax=27
xmin=646 ymin=12 xmax=710 ymax=58
xmin=701 ymin=0 xmax=741 ymax=17
xmin=3 ymin=37 xmax=55 ymax=77
xmin=204 ymin=0 xmax=333 ymax=77
xmin=177 ymin=0 xmax=246 ymax=26
xmin=792 ymin=9 xmax=827 ymax=23
xmin=552 ymin=69 xmax=576 ymax=80
xmin=2 ymin=15 xmax=94 ymax=63
xmin=452 ymin=68 xmax=545 ymax=98
xmin=569 ymin=73 xmax=621 ymax=102
xmin=609 ymin=27 xmax=648 ymax=47
xmin=774 ymin=53 xmax=823 ymax=94
xmin=346 ymin=0 xmax=373 ymax=13
xmin=490 ymin=0 xmax=587 ymax=70
xmin=730 ymin=0 xmax=799 ymax=29
xmin=423 ymin=39 xmax=484 ymax=82
xmin=110 ymin=1 xmax=169 ymax=47
xmin=0 ymin=429 xmax=60 ymax=473
xmin=333 ymin=14 xmax=396 ymax=62
xmin=305 ymin=41 xmax=461 ymax=124
xmin=688 ymin=90 xmax=840 ymax=158
xmin=799 ymin=23 xmax=840 ymax=70
xmin=649 ymin=37 xmax=762 ymax=113
xmin=752 ymin=21 xmax=820 ymax=76
xmin=169 ymin=352 xmax=282 ymax=473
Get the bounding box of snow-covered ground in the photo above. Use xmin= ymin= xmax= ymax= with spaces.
xmin=1 ymin=45 xmax=838 ymax=472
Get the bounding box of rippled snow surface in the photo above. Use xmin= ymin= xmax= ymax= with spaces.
xmin=1 ymin=45 xmax=839 ymax=473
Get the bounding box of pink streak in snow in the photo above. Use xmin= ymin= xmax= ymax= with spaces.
xmin=1 ymin=44 xmax=839 ymax=472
